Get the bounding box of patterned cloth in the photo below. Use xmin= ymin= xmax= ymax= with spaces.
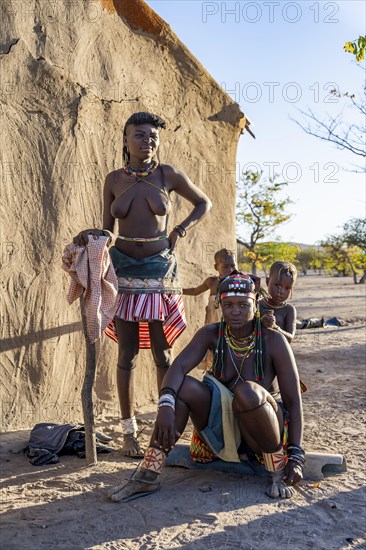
xmin=189 ymin=375 xmax=289 ymax=465
xmin=105 ymin=247 xmax=186 ymax=349
xmin=190 ymin=430 xmax=217 ymax=463
xmin=62 ymin=236 xmax=118 ymax=343
xmin=189 ymin=373 xmax=241 ymax=463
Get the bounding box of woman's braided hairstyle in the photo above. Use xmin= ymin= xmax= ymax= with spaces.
xmin=122 ymin=112 xmax=166 ymax=164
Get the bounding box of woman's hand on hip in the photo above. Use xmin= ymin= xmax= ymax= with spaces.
xmin=73 ymin=229 xmax=106 ymax=247
xmin=168 ymin=229 xmax=180 ymax=253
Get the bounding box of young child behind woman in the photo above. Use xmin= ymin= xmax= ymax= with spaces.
xmin=183 ymin=248 xmax=237 ymax=324
xmin=183 ymin=248 xmax=237 ymax=369
xmin=260 ymin=260 xmax=297 ymax=344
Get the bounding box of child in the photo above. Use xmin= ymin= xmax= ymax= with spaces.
xmin=260 ymin=260 xmax=297 ymax=344
xmin=183 ymin=248 xmax=237 ymax=324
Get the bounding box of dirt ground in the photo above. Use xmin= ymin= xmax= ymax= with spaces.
xmin=1 ymin=275 xmax=365 ymax=549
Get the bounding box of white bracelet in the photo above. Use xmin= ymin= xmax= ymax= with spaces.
xmin=102 ymin=229 xmax=116 ymax=246
xmin=158 ymin=394 xmax=176 ymax=407
xmin=158 ymin=402 xmax=175 ymax=411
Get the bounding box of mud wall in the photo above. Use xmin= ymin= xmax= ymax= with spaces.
xmin=0 ymin=0 xmax=247 ymax=430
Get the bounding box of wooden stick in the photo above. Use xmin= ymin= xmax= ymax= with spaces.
xmin=80 ymin=296 xmax=97 ymax=465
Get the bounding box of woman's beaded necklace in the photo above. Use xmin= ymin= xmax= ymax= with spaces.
xmin=123 ymin=160 xmax=158 ymax=177
xmin=225 ymin=324 xmax=256 ymax=357
xmin=211 ymin=316 xmax=264 ymax=383
xmin=224 ymin=324 xmax=256 ymax=389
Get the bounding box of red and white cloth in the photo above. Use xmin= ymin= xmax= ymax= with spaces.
xmin=104 ymin=292 xmax=186 ymax=349
xmin=62 ymin=236 xmax=118 ymax=343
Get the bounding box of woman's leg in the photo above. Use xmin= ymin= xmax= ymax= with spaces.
xmin=174 ymin=376 xmax=211 ymax=435
xmin=108 ymin=376 xmax=211 ymax=502
xmin=148 ymin=321 xmax=174 ymax=390
xmin=232 ymin=381 xmax=293 ymax=498
xmin=232 ymin=380 xmax=283 ymax=453
xmin=115 ymin=318 xmax=142 ymax=456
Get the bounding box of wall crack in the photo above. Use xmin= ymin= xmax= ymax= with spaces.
xmin=0 ymin=39 xmax=20 ymax=56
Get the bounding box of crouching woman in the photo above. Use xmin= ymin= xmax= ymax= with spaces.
xmin=108 ymin=272 xmax=304 ymax=502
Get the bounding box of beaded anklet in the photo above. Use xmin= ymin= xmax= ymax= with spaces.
xmin=140 ymin=447 xmax=167 ymax=474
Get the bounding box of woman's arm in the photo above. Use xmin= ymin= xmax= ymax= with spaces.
xmin=163 ymin=165 xmax=212 ymax=250
xmin=153 ymin=325 xmax=215 ymax=450
xmin=270 ymin=333 xmax=303 ymax=447
xmin=102 ymin=172 xmax=116 ymax=232
xmin=160 ymin=325 xmax=214 ymax=393
xmin=270 ymin=332 xmax=303 ymax=485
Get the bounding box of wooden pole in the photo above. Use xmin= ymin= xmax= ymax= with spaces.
xmin=80 ymin=295 xmax=97 ymax=465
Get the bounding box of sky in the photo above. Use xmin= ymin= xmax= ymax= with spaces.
xmin=145 ymin=0 xmax=365 ymax=245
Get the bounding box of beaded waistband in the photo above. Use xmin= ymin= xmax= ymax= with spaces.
xmin=117 ymin=235 xmax=168 ymax=243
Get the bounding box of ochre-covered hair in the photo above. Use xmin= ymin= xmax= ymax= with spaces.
xmin=123 ymin=112 xmax=166 ymax=163
xmin=123 ymin=112 xmax=166 ymax=135
xmin=269 ymin=260 xmax=297 ymax=282
xmin=214 ymin=248 xmax=236 ymax=264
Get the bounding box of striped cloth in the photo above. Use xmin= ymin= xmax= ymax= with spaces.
xmin=104 ymin=292 xmax=186 ymax=349
xmin=62 ymin=236 xmax=118 ymax=343
xmin=105 ymin=246 xmax=186 ymax=349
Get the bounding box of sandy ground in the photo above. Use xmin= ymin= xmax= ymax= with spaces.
xmin=1 ymin=275 xmax=365 ymax=550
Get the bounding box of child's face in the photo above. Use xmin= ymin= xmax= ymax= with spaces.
xmin=267 ymin=273 xmax=294 ymax=304
xmin=215 ymin=255 xmax=237 ymax=277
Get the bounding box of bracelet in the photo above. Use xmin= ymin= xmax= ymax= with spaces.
xmin=158 ymin=394 xmax=176 ymax=407
xmin=158 ymin=402 xmax=175 ymax=411
xmin=287 ymin=444 xmax=305 ymax=454
xmin=287 ymin=444 xmax=306 ymax=468
xmin=173 ymin=225 xmax=187 ymax=238
xmin=159 ymin=387 xmax=177 ymax=399
xmin=102 ymin=229 xmax=116 ymax=246
xmin=287 ymin=456 xmax=306 ymax=468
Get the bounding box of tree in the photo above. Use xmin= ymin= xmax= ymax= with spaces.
xmin=236 ymin=170 xmax=292 ymax=274
xmin=237 ymin=241 xmax=299 ymax=276
xmin=343 ymin=217 xmax=366 ymax=283
xmin=344 ymin=36 xmax=366 ymax=62
xmin=321 ymin=218 xmax=366 ymax=283
xmin=295 ymin=246 xmax=320 ymax=275
xmin=343 ymin=217 xmax=366 ymax=250
xmin=321 ymin=235 xmax=357 ymax=281
xmin=292 ymin=37 xmax=366 ymax=172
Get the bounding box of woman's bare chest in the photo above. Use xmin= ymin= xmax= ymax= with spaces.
xmin=110 ymin=175 xmax=171 ymax=219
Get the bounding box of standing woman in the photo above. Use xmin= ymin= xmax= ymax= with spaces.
xmin=74 ymin=112 xmax=212 ymax=456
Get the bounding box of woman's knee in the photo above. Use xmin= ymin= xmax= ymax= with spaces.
xmin=117 ymin=345 xmax=139 ymax=371
xmin=152 ymin=348 xmax=173 ymax=370
xmin=233 ymin=381 xmax=264 ymax=412
xmin=177 ymin=376 xmax=210 ymax=405
xmin=149 ymin=323 xmax=172 ymax=368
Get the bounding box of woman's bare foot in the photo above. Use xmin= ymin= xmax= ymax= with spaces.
xmin=108 ymin=469 xmax=159 ymax=502
xmin=266 ymin=471 xmax=295 ymax=498
xmin=120 ymin=434 xmax=144 ymax=458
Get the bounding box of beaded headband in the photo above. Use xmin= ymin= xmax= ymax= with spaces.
xmin=218 ymin=272 xmax=257 ymax=303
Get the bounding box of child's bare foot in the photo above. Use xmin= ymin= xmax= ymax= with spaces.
xmin=120 ymin=434 xmax=144 ymax=458
xmin=108 ymin=469 xmax=159 ymax=502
